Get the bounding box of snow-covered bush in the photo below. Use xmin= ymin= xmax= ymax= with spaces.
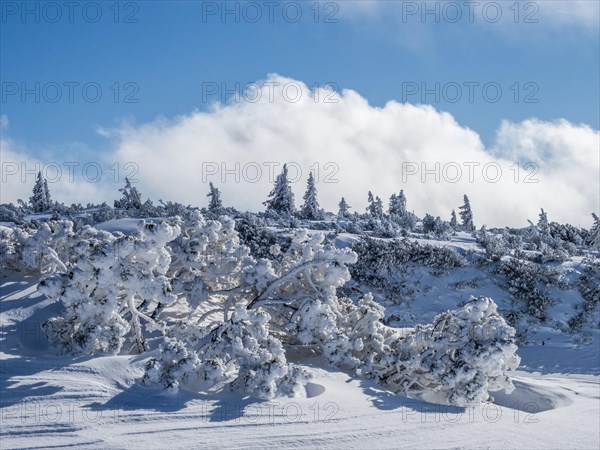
xmin=166 ymin=212 xmax=256 ymax=314
xmin=144 ymin=223 xmax=517 ymax=405
xmin=23 ymin=210 xmax=519 ymax=405
xmin=350 ymin=237 xmax=467 ymax=292
xmin=144 ymin=301 xmax=309 ymax=398
xmin=497 ymin=254 xmax=557 ymax=322
xmin=477 ymin=226 xmax=510 ymax=262
xmin=0 ymin=203 xmax=25 ymax=224
xmin=0 ymin=220 xmax=75 ymax=273
xmin=92 ymin=202 xmax=116 ymax=223
xmin=379 ymin=296 xmax=520 ymax=405
xmin=549 ymin=222 xmax=587 ymax=248
xmin=568 ymin=258 xmax=600 ymax=331
xmin=144 ymin=225 xmax=356 ymax=397
xmin=235 ymin=213 xmax=291 ymax=260
xmin=40 ymin=221 xmax=179 ymax=355
xmin=289 ymin=294 xmax=519 ymax=405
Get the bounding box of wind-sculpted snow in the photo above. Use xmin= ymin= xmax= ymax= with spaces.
xmin=22 ymin=214 xmax=521 ymax=405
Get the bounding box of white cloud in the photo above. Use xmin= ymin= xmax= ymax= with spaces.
xmin=0 ymin=135 xmax=116 ymax=206
xmin=339 ymin=0 xmax=599 ymax=46
xmin=2 ymin=75 xmax=598 ymax=228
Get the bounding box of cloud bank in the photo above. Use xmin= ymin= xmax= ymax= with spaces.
xmin=1 ymin=75 xmax=598 ymax=228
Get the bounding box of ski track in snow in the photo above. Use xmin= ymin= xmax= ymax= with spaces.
xmin=1 ymin=264 xmax=599 ymax=449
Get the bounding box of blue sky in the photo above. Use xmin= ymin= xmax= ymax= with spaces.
xmin=2 ymin=1 xmax=598 ymax=148
xmin=1 ymin=1 xmax=599 ymax=225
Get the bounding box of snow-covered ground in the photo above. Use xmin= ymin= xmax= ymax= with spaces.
xmin=1 ymin=273 xmax=599 ymax=449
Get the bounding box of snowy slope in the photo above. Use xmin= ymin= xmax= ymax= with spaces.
xmin=1 ymin=274 xmax=599 ymax=449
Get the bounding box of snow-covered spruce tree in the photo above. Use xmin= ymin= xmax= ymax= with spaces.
xmin=338 ymin=197 xmax=351 ymax=218
xmin=29 ymin=171 xmax=51 ymax=213
xmin=366 ymin=191 xmax=384 ymax=219
xmin=458 ymin=195 xmax=475 ymax=232
xmin=158 ymin=200 xmax=199 ymax=220
xmin=588 ymin=213 xmax=600 ymax=250
xmin=207 ymin=182 xmax=223 ymax=211
xmin=40 ymin=221 xmax=179 ymax=355
xmin=264 ymin=164 xmax=295 ymax=215
xmin=422 ymin=214 xmax=436 ymax=233
xmin=43 ymin=179 xmax=52 ymax=208
xmin=115 ymin=177 xmax=143 ymax=210
xmin=450 ymin=209 xmax=458 ymax=229
xmin=548 ymin=222 xmax=586 ymax=250
xmin=537 ymin=208 xmax=550 ymax=235
xmin=389 ymin=190 xmax=407 ymax=216
xmin=299 ymin=172 xmax=324 ymax=220
xmin=525 ymin=211 xmax=573 ymax=261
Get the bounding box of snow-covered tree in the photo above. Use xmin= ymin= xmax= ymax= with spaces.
xmin=366 ymin=191 xmax=384 ymax=219
xmin=144 ymin=221 xmax=518 ymax=404
xmin=422 ymin=214 xmax=436 ymax=233
xmin=450 ymin=209 xmax=458 ymax=229
xmin=338 ymin=197 xmax=351 ymax=218
xmin=23 ymin=209 xmax=521 ymax=405
xmin=300 ymin=172 xmax=323 ymax=220
xmin=458 ymin=195 xmax=475 ymax=232
xmin=264 ymin=164 xmax=295 ymax=215
xmin=289 ymin=293 xmax=519 ymax=406
xmin=144 ymin=301 xmax=308 ymax=398
xmin=207 ymin=182 xmax=223 ymax=211
xmin=497 ymin=255 xmax=555 ymax=322
xmin=389 ymin=190 xmax=407 ymax=216
xmin=166 ymin=213 xmax=255 ymax=310
xmin=40 ymin=221 xmax=180 ymax=355
xmin=43 ymin=179 xmax=52 ymax=208
xmin=115 ymin=177 xmax=143 ymax=210
xmin=588 ymin=213 xmax=600 ymax=250
xmin=92 ymin=202 xmax=115 ymax=223
xmin=144 ymin=227 xmax=356 ymax=397
xmin=537 ymin=208 xmax=550 ymax=235
xmin=29 ymin=171 xmax=51 ymax=213
xmin=1 ymin=220 xmax=75 ymax=274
